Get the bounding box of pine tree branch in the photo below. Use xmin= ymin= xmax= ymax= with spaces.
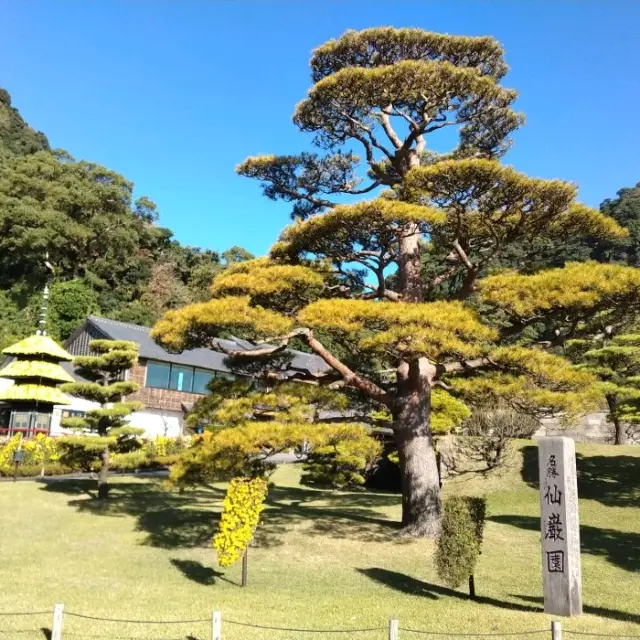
xmin=437 ymin=357 xmax=496 ymax=376
xmin=301 ymin=328 xmax=390 ymax=405
xmin=380 ymin=107 xmax=403 ymax=149
xmin=212 ymin=328 xmax=389 ymax=405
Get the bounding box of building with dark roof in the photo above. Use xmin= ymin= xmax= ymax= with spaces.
xmin=55 ymin=315 xmax=332 ymax=438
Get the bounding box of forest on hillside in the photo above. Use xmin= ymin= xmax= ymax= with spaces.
xmin=0 ymin=87 xmax=253 ymax=347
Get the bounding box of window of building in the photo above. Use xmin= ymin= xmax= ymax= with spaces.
xmin=145 ymin=361 xmax=233 ymax=394
xmin=192 ymin=369 xmax=215 ymax=395
xmin=60 ymin=410 xmax=87 ymax=420
xmin=146 ymin=361 xmax=171 ymax=389
xmin=34 ymin=413 xmax=51 ymax=431
xmin=11 ymin=412 xmax=30 ymax=429
xmin=169 ymin=365 xmax=194 ymax=392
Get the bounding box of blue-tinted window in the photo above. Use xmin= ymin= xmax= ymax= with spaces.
xmin=193 ymin=369 xmax=215 ymax=395
xmin=146 ymin=361 xmax=170 ymax=389
xmin=169 ymin=365 xmax=194 ymax=392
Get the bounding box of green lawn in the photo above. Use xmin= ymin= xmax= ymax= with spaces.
xmin=0 ymin=442 xmax=638 ymax=640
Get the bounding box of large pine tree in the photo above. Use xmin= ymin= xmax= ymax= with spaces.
xmin=151 ymin=28 xmax=640 ymax=536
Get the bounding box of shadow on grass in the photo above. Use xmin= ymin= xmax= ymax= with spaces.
xmin=521 ymin=445 xmax=640 ymax=508
xmin=261 ymin=484 xmax=404 ymax=545
xmin=39 ymin=476 xmax=404 ymax=556
xmin=490 ymin=514 xmax=640 ymax=573
xmin=512 ymin=594 xmax=640 ymax=625
xmin=358 ymin=567 xmax=540 ymax=612
xmin=170 ymin=559 xmax=235 ymax=586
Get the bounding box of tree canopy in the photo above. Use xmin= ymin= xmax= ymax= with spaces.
xmin=152 ymin=27 xmax=640 ymax=537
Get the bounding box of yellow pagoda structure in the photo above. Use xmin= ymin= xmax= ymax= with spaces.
xmin=0 ymin=282 xmax=73 ymax=437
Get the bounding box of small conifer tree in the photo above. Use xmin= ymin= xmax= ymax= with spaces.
xmin=435 ymin=496 xmax=486 ymax=598
xmin=60 ymin=339 xmax=143 ymax=498
xmin=569 ymin=334 xmax=640 ymax=444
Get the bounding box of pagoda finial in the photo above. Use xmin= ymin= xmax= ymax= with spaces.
xmin=36 ymin=252 xmax=55 ymax=336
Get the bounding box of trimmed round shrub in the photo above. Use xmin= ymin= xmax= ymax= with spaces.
xmin=434 ymin=496 xmax=486 ymax=591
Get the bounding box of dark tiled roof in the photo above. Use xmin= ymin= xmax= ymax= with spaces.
xmin=84 ymin=316 xmax=331 ymax=378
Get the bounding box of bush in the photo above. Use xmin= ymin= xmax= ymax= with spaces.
xmin=0 ymin=434 xmax=61 ymax=475
xmin=434 ymin=496 xmax=486 ymax=596
xmin=110 ymin=450 xmax=148 ymax=470
xmin=301 ymin=425 xmax=382 ymax=489
xmin=0 ymin=434 xmax=186 ymax=477
xmin=213 ymin=477 xmax=268 ymax=570
xmin=443 ymin=406 xmax=540 ymax=477
xmin=0 ymin=462 xmax=74 ymax=477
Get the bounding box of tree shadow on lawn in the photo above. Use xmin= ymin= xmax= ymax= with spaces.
xmin=39 ymin=478 xmax=224 ymax=548
xmin=261 ymin=484 xmax=405 ymax=545
xmin=170 ymin=559 xmax=237 ymax=586
xmin=358 ymin=567 xmax=540 ymax=613
xmin=510 ymin=594 xmax=640 ymax=625
xmin=39 ymin=477 xmax=405 ymax=552
xmin=490 ymin=514 xmax=640 ymax=573
xmin=360 ymin=568 xmax=640 ymax=625
xmin=521 ymin=445 xmax=640 ymax=508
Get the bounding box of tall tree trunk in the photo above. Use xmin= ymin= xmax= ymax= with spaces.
xmin=398 ymin=226 xmax=423 ymax=302
xmin=98 ymin=445 xmax=110 ymax=500
xmin=393 ymin=216 xmax=442 ymax=536
xmin=606 ymin=395 xmax=625 ymax=445
xmin=394 ymin=359 xmax=442 ymax=537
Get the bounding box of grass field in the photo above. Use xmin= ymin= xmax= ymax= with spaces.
xmin=0 ymin=441 xmax=638 ymax=640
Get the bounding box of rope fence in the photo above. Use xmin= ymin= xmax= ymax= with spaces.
xmin=564 ymin=633 xmax=640 ymax=638
xmin=399 ymin=627 xmax=548 ymax=637
xmin=1 ymin=606 xmax=639 ymax=639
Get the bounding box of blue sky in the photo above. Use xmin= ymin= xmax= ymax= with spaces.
xmin=2 ymin=1 xmax=640 ymax=256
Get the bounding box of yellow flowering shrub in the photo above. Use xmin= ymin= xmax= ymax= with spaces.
xmin=0 ymin=434 xmax=61 ymax=473
xmin=213 ymin=477 xmax=268 ymax=568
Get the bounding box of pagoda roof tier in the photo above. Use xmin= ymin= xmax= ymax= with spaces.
xmin=2 ymin=335 xmax=73 ymax=361
xmin=0 ymin=360 xmax=75 ymax=384
xmin=0 ymin=384 xmax=70 ymax=405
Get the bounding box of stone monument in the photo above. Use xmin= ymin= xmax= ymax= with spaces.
xmin=538 ymin=437 xmax=582 ymax=616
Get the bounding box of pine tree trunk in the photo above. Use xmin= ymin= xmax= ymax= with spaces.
xmin=607 ymin=395 xmax=625 ymax=445
xmin=394 ymin=359 xmax=442 ymax=537
xmin=98 ymin=445 xmax=110 ymax=500
xmin=613 ymin=419 xmax=625 ymax=446
xmin=398 ymin=228 xmax=423 ymax=303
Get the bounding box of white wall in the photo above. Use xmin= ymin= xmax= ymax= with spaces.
xmin=51 ymin=398 xmax=184 ymax=439
xmin=127 ymin=408 xmax=183 ymax=439
xmin=51 ymin=396 xmax=101 ymax=436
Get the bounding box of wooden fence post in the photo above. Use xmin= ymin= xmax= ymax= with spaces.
xmin=51 ymin=603 xmax=64 ymax=640
xmin=212 ymin=610 xmax=221 ymax=640
xmin=551 ymin=620 xmax=562 ymax=640
xmin=388 ymin=617 xmax=399 ymax=640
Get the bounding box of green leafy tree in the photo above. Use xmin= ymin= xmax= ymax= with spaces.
xmin=567 ymin=334 xmax=640 ymax=444
xmin=0 ymin=290 xmax=31 ymax=350
xmin=222 ymin=246 xmax=255 ymax=266
xmin=152 ymin=28 xmax=640 ymax=536
xmin=0 ymin=150 xmax=171 ymax=300
xmin=0 ymin=87 xmax=49 ymax=165
xmin=47 ymin=280 xmax=99 ymax=342
xmin=594 ymin=183 xmax=640 ymax=266
xmin=60 ymin=339 xmax=143 ymax=499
